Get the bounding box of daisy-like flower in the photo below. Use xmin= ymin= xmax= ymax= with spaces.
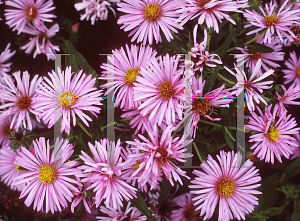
xmin=283 ymin=51 xmax=300 ymax=85
xmin=97 ymin=202 xmax=147 ymax=221
xmin=21 ymin=23 xmax=60 ymax=61
xmin=235 ymin=35 xmax=284 ymax=76
xmin=224 ymin=59 xmax=274 ymax=113
xmin=290 ymin=134 xmax=300 ymax=160
xmin=77 ymin=138 xmax=137 ymax=209
xmin=100 ymin=44 xmax=157 ymax=110
xmin=178 ymin=0 xmax=248 ymax=33
xmin=4 ymin=0 xmax=56 ymax=34
xmin=0 ymin=146 xmax=27 ymax=191
xmin=12 ymin=137 xmax=81 ymax=213
xmin=126 ymin=125 xmax=192 ymax=189
xmin=243 ymin=0 xmax=300 ymax=44
xmin=75 ymin=0 xmax=120 ymax=25
xmin=0 ymin=43 xmax=16 ymax=79
xmin=177 ymin=75 xmax=233 ymax=138
xmin=245 ymin=104 xmax=300 ymax=164
xmin=276 ymin=82 xmax=300 ymax=114
xmin=71 ymin=178 xmax=93 ymax=214
xmin=117 ymin=0 xmax=183 ymax=45
xmin=32 ymin=66 xmax=103 ymax=134
xmin=189 ymin=150 xmax=262 ymax=221
xmin=0 ymin=71 xmax=42 ymax=131
xmin=171 ymin=193 xmax=198 ymax=221
xmin=134 ymin=54 xmax=185 ymax=126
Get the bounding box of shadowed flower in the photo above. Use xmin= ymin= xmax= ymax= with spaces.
xmin=245 ymin=104 xmax=300 ymax=164
xmin=243 ymin=0 xmax=300 ymax=43
xmin=117 ymin=0 xmax=183 ymax=45
xmin=171 ymin=193 xmax=198 ymax=221
xmin=0 ymin=43 xmax=16 ymax=79
xmin=32 ymin=66 xmax=103 ymax=134
xmin=290 ymin=134 xmax=300 ymax=160
xmin=189 ymin=150 xmax=262 ymax=221
xmin=20 ymin=23 xmax=60 ymax=61
xmin=276 ymin=82 xmax=300 ymax=114
xmin=12 ymin=137 xmax=81 ymax=213
xmin=5 ymin=0 xmax=56 ymax=34
xmin=282 ymin=51 xmax=300 ymax=86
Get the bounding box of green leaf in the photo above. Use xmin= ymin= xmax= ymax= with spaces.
xmin=222 ymin=126 xmax=235 ymax=150
xmin=283 ymin=157 xmax=300 ymax=179
xmin=215 ymin=30 xmax=235 ymax=58
xmin=292 ymin=195 xmax=300 ymax=221
xmin=264 ymin=205 xmax=286 ymax=217
xmin=247 ymin=42 xmax=275 ymax=53
xmin=131 ymin=192 xmax=157 ymax=221
xmin=158 ymin=176 xmax=170 ymax=208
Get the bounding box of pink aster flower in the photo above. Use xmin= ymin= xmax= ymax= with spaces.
xmin=177 ymin=75 xmax=233 ymax=138
xmin=126 ymin=125 xmax=192 ymax=189
xmin=276 ymin=82 xmax=300 ymax=114
xmin=235 ymin=35 xmax=284 ymax=76
xmin=243 ymin=0 xmax=300 ymax=44
xmin=0 ymin=146 xmax=27 ymax=191
xmin=100 ymin=44 xmax=157 ymax=109
xmin=12 ymin=137 xmax=81 ymax=213
xmin=178 ymin=0 xmax=248 ymax=33
xmin=225 ymin=59 xmax=274 ymax=113
xmin=245 ymin=104 xmax=300 ymax=164
xmin=189 ymin=150 xmax=262 ymax=221
xmin=77 ymin=138 xmax=137 ymax=209
xmin=97 ymin=202 xmax=147 ymax=221
xmin=290 ymin=133 xmax=300 ymax=160
xmin=71 ymin=177 xmax=93 ymax=214
xmin=75 ymin=0 xmax=120 ymax=25
xmin=32 ymin=66 xmax=103 ymax=134
xmin=117 ymin=0 xmax=183 ymax=45
xmin=0 ymin=43 xmax=16 ymax=79
xmin=4 ymin=0 xmax=56 ymax=34
xmin=171 ymin=193 xmax=199 ymax=221
xmin=282 ymin=51 xmax=300 ymax=85
xmin=133 ymin=54 xmax=185 ymax=126
xmin=0 ymin=71 xmax=42 ymax=131
xmin=20 ymin=23 xmax=60 ymax=61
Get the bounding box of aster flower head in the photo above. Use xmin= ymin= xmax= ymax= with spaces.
xmin=32 ymin=66 xmax=103 ymax=134
xmin=245 ymin=104 xmax=300 ymax=164
xmin=178 ymin=0 xmax=248 ymax=33
xmin=71 ymin=177 xmax=93 ymax=214
xmin=117 ymin=0 xmax=183 ymax=45
xmin=225 ymin=59 xmax=274 ymax=113
xmin=189 ymin=150 xmax=262 ymax=221
xmin=243 ymin=0 xmax=300 ymax=44
xmin=126 ymin=125 xmax=193 ymax=189
xmin=0 ymin=146 xmax=27 ymax=191
xmin=235 ymin=35 xmax=284 ymax=76
xmin=283 ymin=51 xmax=300 ymax=86
xmin=290 ymin=133 xmax=300 ymax=160
xmin=133 ymin=54 xmax=185 ymax=126
xmin=75 ymin=0 xmax=120 ymax=25
xmin=77 ymin=138 xmax=137 ymax=209
xmin=100 ymin=44 xmax=157 ymax=110
xmin=5 ymin=0 xmax=56 ymax=34
xmin=12 ymin=137 xmax=81 ymax=213
xmin=0 ymin=43 xmax=16 ymax=79
xmin=20 ymin=23 xmax=60 ymax=61
xmin=171 ymin=193 xmax=198 ymax=221
xmin=0 ymin=70 xmax=42 ymax=131
xmin=276 ymin=82 xmax=300 ymax=114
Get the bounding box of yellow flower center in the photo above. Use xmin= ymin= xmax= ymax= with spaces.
xmin=248 ymin=50 xmax=264 ymax=61
xmin=197 ymin=0 xmax=212 ymax=7
xmin=59 ymin=91 xmax=78 ymax=109
xmin=192 ymin=98 xmax=211 ymax=116
xmin=159 ymin=81 xmax=174 ymax=100
xmin=17 ymin=95 xmax=32 ymax=110
xmin=296 ymin=67 xmax=300 ymax=79
xmin=144 ymin=3 xmax=162 ymax=21
xmin=14 ymin=164 xmax=26 ymax=172
xmin=124 ymin=67 xmax=141 ymax=86
xmin=264 ymin=14 xmax=279 ymax=27
xmin=215 ymin=177 xmax=236 ymax=198
xmin=266 ymin=125 xmax=279 ymax=142
xmin=37 ymin=164 xmax=57 ymax=184
xmin=25 ymin=6 xmax=38 ymax=22
xmin=132 ymin=160 xmax=142 ymax=170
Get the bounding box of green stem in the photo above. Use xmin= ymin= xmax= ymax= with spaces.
xmin=206 ymin=29 xmax=211 ymax=51
xmin=224 ymin=126 xmax=236 ymax=141
xmin=78 ymin=122 xmax=92 ymax=138
xmin=227 ymin=47 xmax=236 ymax=53
xmin=200 ymin=119 xmax=222 ymax=127
xmin=244 ymin=30 xmax=266 ymax=46
xmin=217 ymin=73 xmax=235 ymax=85
xmin=193 ymin=142 xmax=203 ymax=163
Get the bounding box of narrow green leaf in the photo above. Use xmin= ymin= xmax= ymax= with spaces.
xmin=158 ymin=176 xmax=170 ymax=208
xmin=247 ymin=42 xmax=274 ymax=53
xmin=131 ymin=192 xmax=157 ymax=221
xmin=292 ymin=195 xmax=300 ymax=221
xmin=216 ymin=31 xmax=235 ymax=58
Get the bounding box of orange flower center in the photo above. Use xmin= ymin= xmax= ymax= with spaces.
xmin=192 ymin=98 xmax=211 ymax=116
xmin=159 ymin=81 xmax=174 ymax=100
xmin=144 ymin=3 xmax=162 ymax=21
xmin=155 ymin=147 xmax=168 ymax=166
xmin=215 ymin=177 xmax=236 ymax=198
xmin=296 ymin=67 xmax=300 ymax=79
xmin=248 ymin=50 xmax=264 ymax=60
xmin=38 ymin=32 xmax=49 ymax=46
xmin=17 ymin=95 xmax=32 ymax=110
xmin=183 ymin=206 xmax=197 ymax=220
xmin=124 ymin=67 xmax=141 ymax=86
xmin=197 ymin=0 xmax=212 ymax=7
xmin=264 ymin=14 xmax=279 ymax=27
xmin=1 ymin=123 xmax=12 ymax=137
xmin=25 ymin=6 xmax=38 ymax=22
